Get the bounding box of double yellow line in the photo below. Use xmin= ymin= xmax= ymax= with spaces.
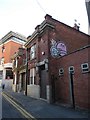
xmin=2 ymin=92 xmax=36 ymax=120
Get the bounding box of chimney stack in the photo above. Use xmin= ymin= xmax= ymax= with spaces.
xmin=73 ymin=19 xmax=80 ymax=31
xmin=45 ymin=14 xmax=52 ymax=20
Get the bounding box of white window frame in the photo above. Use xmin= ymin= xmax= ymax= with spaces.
xmin=30 ymin=44 xmax=36 ymax=60
xmin=16 ymin=57 xmax=18 ymax=68
xmin=59 ymin=68 xmax=64 ymax=76
xmin=81 ymin=63 xmax=89 ymax=73
xmin=69 ymin=66 xmax=74 ymax=74
xmin=1 ymin=57 xmax=4 ymax=65
xmin=30 ymin=68 xmax=36 ymax=85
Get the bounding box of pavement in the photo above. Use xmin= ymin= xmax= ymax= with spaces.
xmin=2 ymin=88 xmax=89 ymax=119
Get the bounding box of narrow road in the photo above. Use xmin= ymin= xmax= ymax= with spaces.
xmin=2 ymin=96 xmax=25 ymax=119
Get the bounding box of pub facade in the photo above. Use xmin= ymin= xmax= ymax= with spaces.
xmin=13 ymin=14 xmax=90 ymax=109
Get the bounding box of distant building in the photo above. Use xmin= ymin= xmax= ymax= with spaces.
xmin=11 ymin=47 xmax=26 ymax=92
xmin=0 ymin=31 xmax=27 ymax=88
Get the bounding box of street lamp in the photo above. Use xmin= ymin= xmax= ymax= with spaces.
xmin=25 ymin=48 xmax=28 ymax=96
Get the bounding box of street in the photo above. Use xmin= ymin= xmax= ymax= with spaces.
xmin=0 ymin=88 xmax=89 ymax=119
xmin=2 ymin=95 xmax=25 ymax=119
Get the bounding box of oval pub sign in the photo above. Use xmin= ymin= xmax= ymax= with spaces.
xmin=50 ymin=39 xmax=67 ymax=58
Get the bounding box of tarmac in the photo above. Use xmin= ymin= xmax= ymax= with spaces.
xmin=2 ymin=88 xmax=89 ymax=119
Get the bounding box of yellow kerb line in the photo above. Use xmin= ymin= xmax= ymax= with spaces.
xmin=2 ymin=93 xmax=36 ymax=120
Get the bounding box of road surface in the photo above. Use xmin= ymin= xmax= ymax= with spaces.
xmin=2 ymin=93 xmax=25 ymax=119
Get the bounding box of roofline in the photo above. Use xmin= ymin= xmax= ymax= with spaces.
xmin=25 ymin=20 xmax=55 ymax=47
xmin=59 ymin=44 xmax=90 ymax=58
xmin=25 ymin=14 xmax=90 ymax=47
xmin=51 ymin=17 xmax=90 ymax=37
xmin=0 ymin=31 xmax=27 ymax=44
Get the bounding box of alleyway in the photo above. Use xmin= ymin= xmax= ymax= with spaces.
xmin=2 ymin=88 xmax=89 ymax=119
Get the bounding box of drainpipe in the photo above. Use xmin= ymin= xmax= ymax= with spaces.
xmin=85 ymin=0 xmax=90 ymax=34
xmin=15 ymin=57 xmax=18 ymax=92
xmin=86 ymin=0 xmax=90 ymax=25
xmin=25 ymin=48 xmax=28 ymax=96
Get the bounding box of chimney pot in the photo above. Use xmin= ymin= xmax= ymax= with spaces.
xmin=73 ymin=20 xmax=80 ymax=31
xmin=45 ymin=14 xmax=52 ymax=20
xmin=35 ymin=25 xmax=40 ymax=30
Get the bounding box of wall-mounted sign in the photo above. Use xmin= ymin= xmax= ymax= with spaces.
xmin=50 ymin=39 xmax=67 ymax=58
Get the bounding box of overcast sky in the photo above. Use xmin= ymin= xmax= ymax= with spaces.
xmin=0 ymin=0 xmax=88 ymax=38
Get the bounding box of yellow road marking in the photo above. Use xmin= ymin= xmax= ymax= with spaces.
xmin=2 ymin=93 xmax=36 ymax=120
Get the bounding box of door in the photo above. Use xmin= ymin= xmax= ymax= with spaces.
xmin=51 ymin=75 xmax=56 ymax=103
xmin=70 ymin=73 xmax=75 ymax=108
xmin=21 ymin=73 xmax=26 ymax=91
xmin=40 ymin=65 xmax=47 ymax=99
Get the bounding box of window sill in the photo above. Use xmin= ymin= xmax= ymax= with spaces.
xmin=59 ymin=74 xmax=64 ymax=76
xmin=30 ymin=57 xmax=36 ymax=61
xmin=82 ymin=71 xmax=90 ymax=74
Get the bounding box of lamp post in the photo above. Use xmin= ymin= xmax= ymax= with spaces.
xmin=25 ymin=48 xmax=28 ymax=96
xmin=86 ymin=0 xmax=90 ymax=25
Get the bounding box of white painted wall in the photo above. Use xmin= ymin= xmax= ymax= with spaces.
xmin=27 ymin=85 xmax=40 ymax=99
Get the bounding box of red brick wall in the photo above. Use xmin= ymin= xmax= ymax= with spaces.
xmin=18 ymin=49 xmax=26 ymax=67
xmin=2 ymin=41 xmax=22 ymax=63
xmin=38 ymin=31 xmax=49 ymax=62
xmin=53 ymin=47 xmax=89 ymax=109
xmin=48 ymin=22 xmax=89 ymax=54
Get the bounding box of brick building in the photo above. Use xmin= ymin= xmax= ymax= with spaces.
xmin=0 ymin=31 xmax=26 ymax=88
xmin=12 ymin=47 xmax=26 ymax=92
xmin=54 ymin=46 xmax=89 ymax=109
xmin=13 ymin=14 xmax=90 ymax=110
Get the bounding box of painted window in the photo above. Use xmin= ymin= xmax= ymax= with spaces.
xmin=30 ymin=68 xmax=36 ymax=85
xmin=59 ymin=68 xmax=64 ymax=76
xmin=30 ymin=44 xmax=36 ymax=60
xmin=81 ymin=63 xmax=89 ymax=73
xmin=69 ymin=66 xmax=74 ymax=74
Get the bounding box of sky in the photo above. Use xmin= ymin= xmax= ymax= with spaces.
xmin=0 ymin=0 xmax=88 ymax=39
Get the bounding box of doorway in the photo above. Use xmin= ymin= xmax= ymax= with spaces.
xmin=21 ymin=73 xmax=26 ymax=91
xmin=40 ymin=65 xmax=47 ymax=99
xmin=70 ymin=73 xmax=75 ymax=108
xmin=51 ymin=75 xmax=56 ymax=103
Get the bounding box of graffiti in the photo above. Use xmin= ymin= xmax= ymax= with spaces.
xmin=50 ymin=39 xmax=67 ymax=58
